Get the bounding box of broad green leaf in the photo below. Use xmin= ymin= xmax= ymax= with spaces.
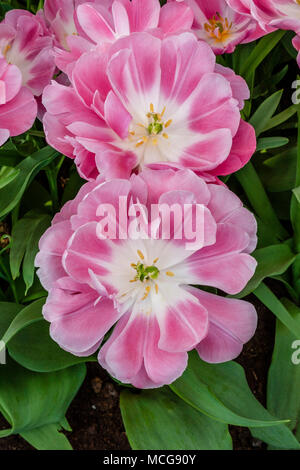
xmin=249 ymin=90 xmax=283 ymax=137
xmin=235 ymin=244 xmax=296 ymax=299
xmin=171 ymin=352 xmax=299 ymax=449
xmin=8 ymin=318 xmax=95 ymax=372
xmin=261 ymin=147 xmax=297 ymax=192
xmin=262 ymin=105 xmax=298 ymax=133
xmin=0 ymin=302 xmax=23 ymax=337
xmin=120 ymin=387 xmax=232 ymax=450
xmin=0 ymin=166 xmax=19 ymax=189
xmin=0 ymin=146 xmax=58 ymax=218
xmin=251 ymin=299 xmax=300 ymax=449
xmin=240 ymin=30 xmax=286 ymax=81
xmin=10 ymin=211 xmax=51 ymax=291
xmin=236 ymin=162 xmax=287 ymax=239
xmin=20 ymin=424 xmax=72 ymax=451
xmin=256 ymin=137 xmax=289 ymax=152
xmin=0 ymin=359 xmax=86 ymax=449
xmin=254 ymin=283 xmax=300 ymax=338
xmin=268 ymin=299 xmax=300 ymax=434
xmin=171 ymin=351 xmax=287 ymax=428
xmin=1 ymin=298 xmax=43 ymax=346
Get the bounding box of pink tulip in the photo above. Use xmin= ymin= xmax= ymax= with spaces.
xmin=43 ymin=32 xmax=256 ymax=181
xmin=0 ymin=57 xmax=37 ymax=145
xmin=169 ymin=0 xmax=269 ymax=54
xmin=0 ymin=9 xmax=55 ymax=96
xmin=35 ymin=167 xmax=257 ymax=388
xmin=53 ymin=0 xmax=194 ymax=76
xmin=227 ymin=0 xmax=300 ymax=33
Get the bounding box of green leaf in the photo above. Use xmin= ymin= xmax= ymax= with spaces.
xmin=262 ymin=105 xmax=298 ymax=133
xmin=120 ymin=387 xmax=232 ymax=450
xmin=0 ymin=166 xmax=20 ymax=189
xmin=256 ymin=137 xmax=289 ymax=152
xmin=254 ymin=283 xmax=300 ymax=338
xmin=171 ymin=351 xmax=287 ymax=428
xmin=171 ymin=352 xmax=299 ymax=449
xmin=240 ymin=31 xmax=286 ymax=81
xmin=261 ymin=147 xmax=297 ymax=193
xmin=249 ymin=90 xmax=283 ymax=137
xmin=265 ymin=299 xmax=300 ymax=447
xmin=20 ymin=423 xmax=72 ymax=450
xmin=0 ymin=146 xmax=58 ymax=218
xmin=10 ymin=211 xmax=51 ymax=291
xmin=236 ymin=162 xmax=288 ymax=239
xmin=0 ymin=298 xmax=44 ymax=346
xmin=0 ymin=358 xmax=86 ymax=449
xmin=7 ymin=318 xmax=95 ymax=372
xmin=235 ymin=244 xmax=296 ymax=298
xmin=0 ymin=302 xmax=23 ymax=333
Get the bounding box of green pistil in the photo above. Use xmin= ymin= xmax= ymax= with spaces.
xmin=148 ymin=114 xmax=163 ymax=135
xmin=135 ymin=262 xmax=160 ymax=282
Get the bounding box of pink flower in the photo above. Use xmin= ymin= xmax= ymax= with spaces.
xmin=0 ymin=9 xmax=55 ymax=96
xmin=0 ymin=56 xmax=37 ymax=145
xmin=35 ymin=167 xmax=257 ymax=388
xmin=293 ymin=34 xmax=300 ymax=67
xmin=227 ymin=0 xmax=300 ymax=33
xmin=169 ymin=0 xmax=268 ymax=53
xmin=53 ymin=0 xmax=194 ymax=76
xmin=43 ymin=32 xmax=256 ymax=181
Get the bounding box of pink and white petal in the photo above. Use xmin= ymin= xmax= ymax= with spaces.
xmin=215 ymin=64 xmax=250 ymax=110
xmin=77 ymin=3 xmax=115 ymax=44
xmin=186 ymin=287 xmax=257 ymax=363
xmin=35 ymin=220 xmax=72 ymax=290
xmin=108 ymin=33 xmax=161 ymax=112
xmin=104 ymin=90 xmax=132 ymax=139
xmin=143 ymin=316 xmax=188 ymax=386
xmin=63 ymin=221 xmax=113 ymax=285
xmin=180 ymin=128 xmax=233 ymax=171
xmin=118 ymin=0 xmax=160 ymax=32
xmin=43 ymin=112 xmax=74 ymax=159
xmin=95 ymin=146 xmax=137 ymax=179
xmin=48 ymin=288 xmax=119 ymax=355
xmin=72 ymin=50 xmax=111 ymax=108
xmin=0 ymin=62 xmax=22 ymax=103
xmin=211 ymin=120 xmax=256 ymax=176
xmin=98 ymin=311 xmax=148 ymax=383
xmin=160 ymin=33 xmax=215 ymax=104
xmin=152 ymin=285 xmax=209 ymax=353
xmin=0 ymin=87 xmax=37 ymax=137
xmin=181 ymin=223 xmax=257 ymax=294
xmin=159 ymin=1 xmax=194 ymax=34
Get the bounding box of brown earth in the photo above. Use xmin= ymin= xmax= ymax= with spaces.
xmin=0 ymin=294 xmax=275 ymax=451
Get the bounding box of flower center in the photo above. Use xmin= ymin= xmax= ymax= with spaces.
xmin=204 ymin=12 xmax=232 ymax=43
xmin=130 ymin=103 xmax=172 ymax=149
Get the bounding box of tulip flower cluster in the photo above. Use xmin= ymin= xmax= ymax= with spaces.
xmin=9 ymin=0 xmax=297 ymax=388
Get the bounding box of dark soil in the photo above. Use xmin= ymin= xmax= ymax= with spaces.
xmin=0 ymin=294 xmax=275 ymax=451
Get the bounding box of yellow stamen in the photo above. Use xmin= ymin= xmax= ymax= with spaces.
xmin=150 ymin=103 xmax=154 ymax=113
xmin=166 ymin=271 xmax=175 ymax=277
xmin=137 ymin=250 xmax=144 ymax=260
xmin=141 ymin=286 xmax=151 ymax=301
xmin=155 ymin=284 xmax=159 ymax=294
xmin=130 ymin=131 xmax=135 ymax=136
xmin=3 ymin=44 xmax=11 ymax=58
xmin=131 ymin=263 xmax=137 ymax=268
xmin=153 ymin=258 xmax=159 ymax=264
xmin=130 ymin=279 xmax=137 ymax=283
xmin=161 ymin=106 xmax=166 ymax=117
xmin=164 ymin=119 xmax=172 ymax=128
xmin=162 ymin=133 xmax=169 ymax=139
xmin=136 ymin=140 xmax=144 ymax=148
xmin=152 ymin=138 xmax=158 ymax=146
